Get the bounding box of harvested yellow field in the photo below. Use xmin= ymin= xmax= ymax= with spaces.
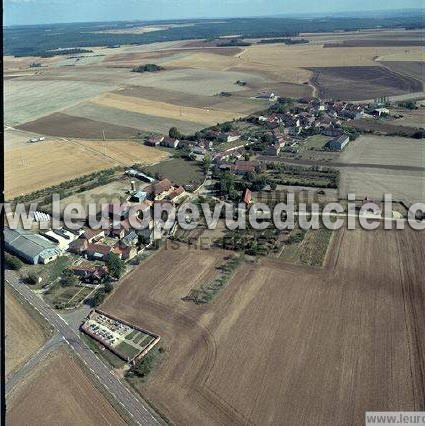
xmin=5 ymin=288 xmax=48 ymax=377
xmin=164 ymin=51 xmax=241 ymax=71
xmin=5 ymin=136 xmax=167 ymax=199
xmin=90 ymin=93 xmax=241 ymax=125
xmin=75 ymin=139 xmax=169 ymax=164
xmin=377 ymin=50 xmax=425 ymax=62
xmin=4 ymin=55 xmax=63 ymax=72
xmin=229 ymin=44 xmax=424 ymax=83
xmin=166 ymin=43 xmax=422 ymax=85
xmin=93 ymin=23 xmax=195 ymax=35
xmin=5 ymin=139 xmax=112 ymax=199
xmin=243 ymin=44 xmax=422 ymax=67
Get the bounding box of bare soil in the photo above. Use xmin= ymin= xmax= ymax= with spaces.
xmin=349 ymin=118 xmax=422 ymax=137
xmin=379 ymin=61 xmax=425 ymax=84
xmin=310 ymin=66 xmax=423 ymax=101
xmin=6 ymin=348 xmax=127 ymax=425
xmin=102 ymin=228 xmax=425 ymax=425
xmin=17 ymin=112 xmax=140 ymax=139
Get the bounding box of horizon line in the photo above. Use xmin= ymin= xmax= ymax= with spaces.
xmin=4 ymin=7 xmax=424 ymax=29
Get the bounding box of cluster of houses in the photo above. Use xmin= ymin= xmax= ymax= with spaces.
xmin=199 ymin=98 xmax=384 ymax=166
xmin=65 ymin=177 xmax=188 ymax=272
xmin=5 ymin=173 xmax=188 ymax=285
xmin=145 ymin=130 xmax=242 ymax=157
xmin=253 ymin=99 xmax=390 ymax=153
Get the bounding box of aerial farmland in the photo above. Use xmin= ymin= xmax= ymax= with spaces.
xmin=6 ymin=348 xmax=127 ymax=425
xmin=4 ymin=26 xmax=424 ymax=202
xmin=3 ymin=10 xmax=425 ymax=426
xmin=101 ymin=228 xmax=425 ymax=425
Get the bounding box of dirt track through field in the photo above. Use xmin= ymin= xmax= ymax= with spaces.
xmin=103 ymin=228 xmax=425 ymax=425
xmin=6 ymin=348 xmax=127 ymax=425
xmin=5 ymin=288 xmax=48 ymax=376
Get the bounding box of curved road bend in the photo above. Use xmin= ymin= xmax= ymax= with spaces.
xmin=5 ymin=273 xmax=161 ymax=426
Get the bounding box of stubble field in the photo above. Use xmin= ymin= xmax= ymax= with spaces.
xmin=64 ymin=102 xmax=208 ymax=134
xmin=17 ymin=112 xmax=141 ymax=139
xmin=102 ymin=227 xmax=424 ymax=425
xmin=5 ymin=287 xmax=49 ymax=377
xmin=6 ymin=348 xmax=127 ymax=425
xmin=337 ymin=135 xmax=425 ymax=203
xmin=339 ymin=168 xmax=425 ymax=204
xmin=4 ymin=79 xmax=116 ymax=126
xmin=340 ymin=135 xmax=425 ymax=168
xmin=4 ymin=129 xmax=167 ymax=199
xmin=90 ymin=92 xmax=241 ymax=125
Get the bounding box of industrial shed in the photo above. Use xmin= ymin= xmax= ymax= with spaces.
xmin=4 ymin=227 xmax=62 ymax=264
xmin=329 ymin=134 xmax=350 ymax=151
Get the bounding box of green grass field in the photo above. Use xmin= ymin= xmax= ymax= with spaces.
xmin=81 ymin=333 xmax=125 ymax=368
xmin=280 ymin=227 xmax=333 ymax=267
xmin=45 ymin=284 xmax=92 ymax=309
xmin=142 ymin=158 xmax=205 ymax=189
xmin=301 ymin=135 xmax=330 ymax=151
xmin=216 ymin=138 xmax=247 ymax=152
xmin=116 ymin=341 xmax=141 ymax=360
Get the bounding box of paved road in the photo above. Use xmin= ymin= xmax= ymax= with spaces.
xmin=257 ymin=155 xmax=425 ymax=172
xmin=5 ymin=272 xmax=162 ymax=425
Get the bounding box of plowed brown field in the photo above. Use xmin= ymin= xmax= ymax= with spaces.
xmin=103 ymin=228 xmax=425 ymax=425
xmin=6 ymin=348 xmax=127 ymax=425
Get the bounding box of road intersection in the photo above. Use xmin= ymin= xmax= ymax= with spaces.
xmin=5 ymin=271 xmax=161 ymax=425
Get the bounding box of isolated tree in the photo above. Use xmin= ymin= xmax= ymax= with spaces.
xmin=105 ymin=253 xmax=126 ymax=279
xmin=5 ymin=253 xmax=23 ymax=270
xmin=26 ymin=272 xmax=39 ymax=285
xmin=61 ymin=268 xmax=78 ymax=287
xmin=202 ymin=155 xmax=212 ymax=173
xmin=104 ymin=282 xmax=114 ymax=293
xmin=169 ymin=127 xmax=182 ymax=139
xmin=92 ymin=289 xmax=106 ymax=307
xmin=413 ymin=130 xmax=425 ymax=139
xmin=129 ymin=350 xmax=156 ymax=378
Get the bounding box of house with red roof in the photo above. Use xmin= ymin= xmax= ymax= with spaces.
xmin=87 ymin=243 xmax=115 ymax=261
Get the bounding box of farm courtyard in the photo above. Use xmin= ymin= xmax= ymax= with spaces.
xmin=102 ymin=227 xmax=425 ymax=425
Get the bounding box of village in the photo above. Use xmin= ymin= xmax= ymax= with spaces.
xmin=4 ymin=11 xmax=425 ymax=426
xmin=3 ymin=93 xmax=416 ymax=310
xmin=143 ymin=94 xmax=403 ymax=163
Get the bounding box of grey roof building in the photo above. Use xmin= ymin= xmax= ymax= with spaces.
xmin=121 ymin=231 xmax=138 ymax=247
xmin=329 ymin=134 xmax=349 ymax=151
xmin=4 ymin=228 xmax=62 ymax=264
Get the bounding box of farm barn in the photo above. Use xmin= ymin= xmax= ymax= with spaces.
xmin=329 ymin=134 xmax=349 ymax=151
xmin=4 ymin=227 xmax=62 ymax=264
